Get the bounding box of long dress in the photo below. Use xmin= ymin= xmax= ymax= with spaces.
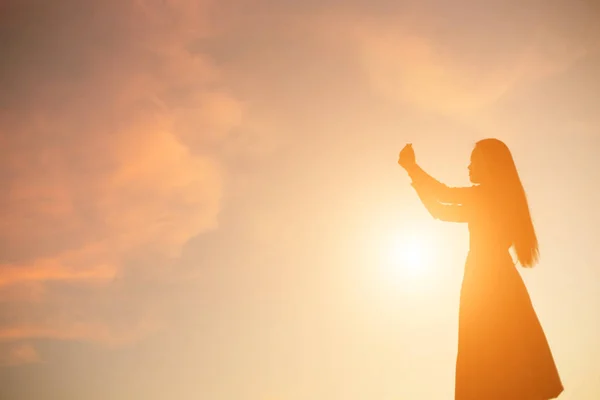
xmin=408 ymin=166 xmax=564 ymax=400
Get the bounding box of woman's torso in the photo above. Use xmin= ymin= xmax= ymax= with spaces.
xmin=465 ymin=187 xmax=515 ymax=270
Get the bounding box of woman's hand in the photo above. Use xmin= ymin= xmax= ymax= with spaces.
xmin=398 ymin=143 xmax=416 ymax=170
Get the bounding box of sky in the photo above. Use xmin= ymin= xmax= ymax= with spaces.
xmin=0 ymin=0 xmax=599 ymax=399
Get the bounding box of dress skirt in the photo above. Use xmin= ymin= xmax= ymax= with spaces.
xmin=454 ymin=250 xmax=564 ymax=400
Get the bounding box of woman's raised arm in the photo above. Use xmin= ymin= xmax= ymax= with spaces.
xmin=405 ymin=163 xmax=473 ymax=205
xmin=410 ymin=180 xmax=472 ymax=222
xmin=398 ymin=144 xmax=477 ymax=222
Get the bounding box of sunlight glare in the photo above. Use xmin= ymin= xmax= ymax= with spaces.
xmin=383 ymin=232 xmax=435 ymax=280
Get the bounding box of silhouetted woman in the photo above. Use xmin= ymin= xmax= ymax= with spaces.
xmin=398 ymin=139 xmax=563 ymax=400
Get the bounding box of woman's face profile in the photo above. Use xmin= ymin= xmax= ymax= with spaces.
xmin=468 ymin=146 xmax=486 ymax=184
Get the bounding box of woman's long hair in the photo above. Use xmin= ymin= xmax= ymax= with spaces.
xmin=475 ymin=139 xmax=539 ymax=267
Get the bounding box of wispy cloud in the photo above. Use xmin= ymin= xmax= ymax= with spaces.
xmin=311 ymin=8 xmax=594 ymax=116
xmin=0 ymin=343 xmax=42 ymax=367
xmin=0 ymin=0 xmax=244 ymax=361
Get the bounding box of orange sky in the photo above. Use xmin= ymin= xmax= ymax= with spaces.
xmin=1 ymin=0 xmax=599 ymax=399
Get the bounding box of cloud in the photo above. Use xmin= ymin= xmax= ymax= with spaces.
xmin=0 ymin=343 xmax=42 ymax=367
xmin=0 ymin=0 xmax=245 ymax=361
xmin=0 ymin=256 xmax=116 ymax=288
xmin=308 ymin=1 xmax=597 ymax=116
xmin=0 ymin=319 xmax=163 ymax=347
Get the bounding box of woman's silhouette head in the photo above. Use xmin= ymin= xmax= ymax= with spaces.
xmin=471 ymin=138 xmax=539 ymax=267
xmin=469 ymin=139 xmax=518 ymax=186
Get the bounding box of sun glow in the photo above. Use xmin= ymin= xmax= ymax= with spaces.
xmin=381 ymin=230 xmax=437 ymax=281
xmin=390 ymin=235 xmax=428 ymax=270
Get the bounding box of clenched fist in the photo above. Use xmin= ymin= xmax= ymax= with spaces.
xmin=398 ymin=143 xmax=416 ymax=170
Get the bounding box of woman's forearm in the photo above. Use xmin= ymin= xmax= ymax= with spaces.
xmin=404 ymin=162 xmax=469 ymax=205
xmin=405 ymin=163 xmax=443 ymax=191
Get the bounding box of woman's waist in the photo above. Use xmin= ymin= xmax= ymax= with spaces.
xmin=466 ymin=245 xmax=513 ymax=264
xmin=468 ymin=237 xmax=511 ymax=253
